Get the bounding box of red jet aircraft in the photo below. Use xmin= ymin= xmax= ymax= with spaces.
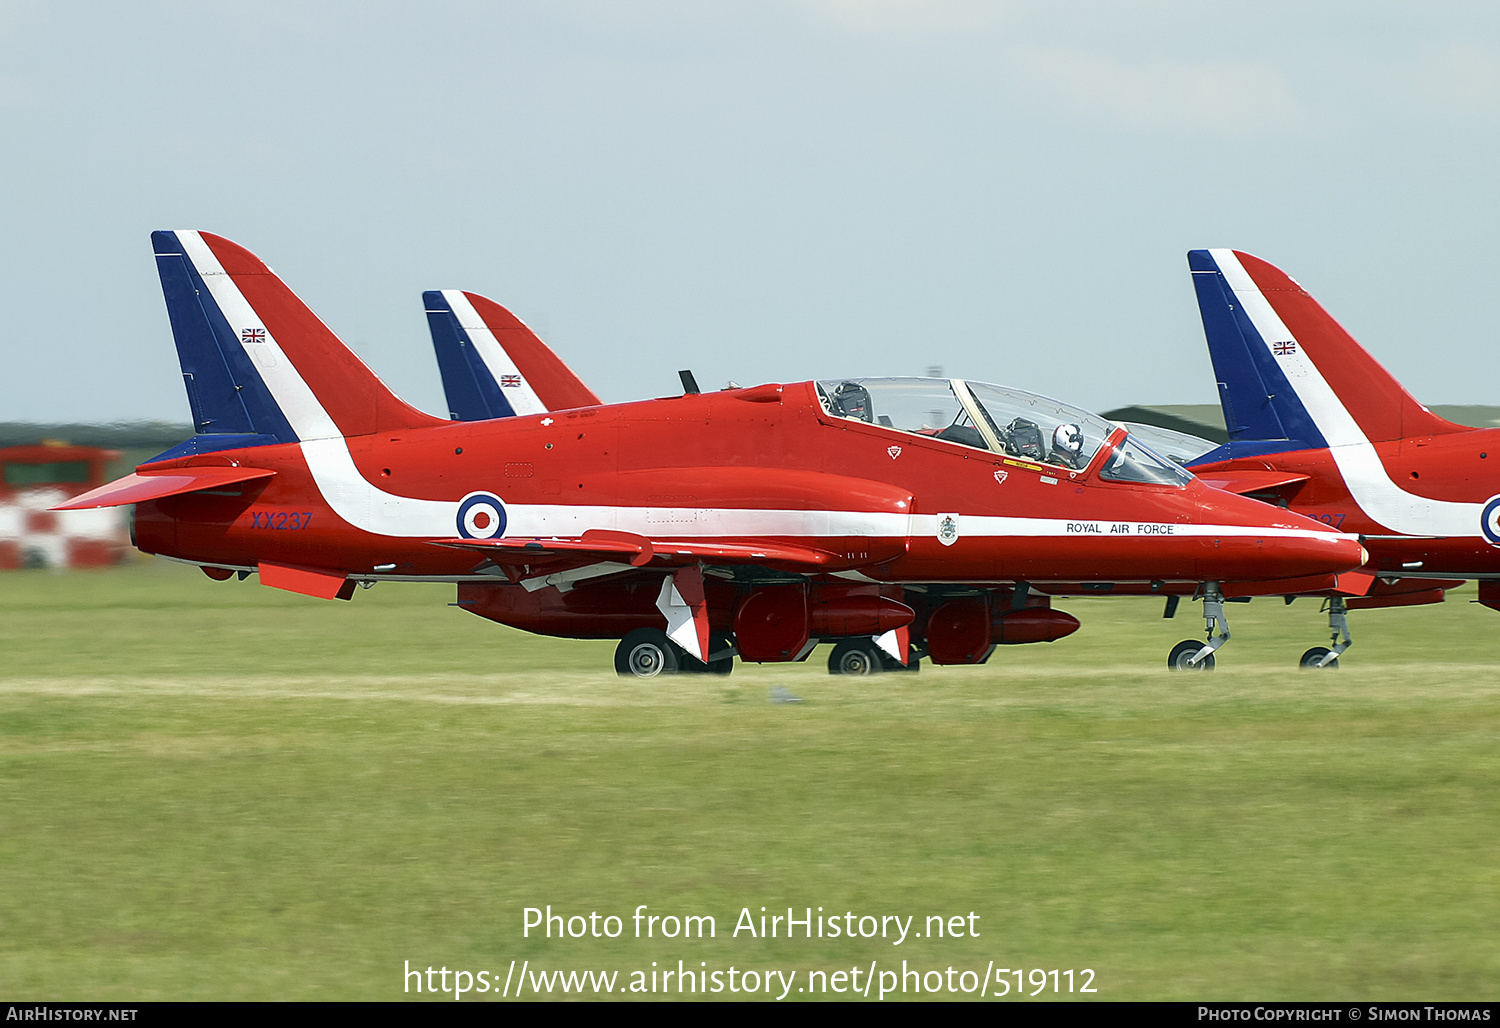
xmin=1183 ymin=248 xmax=1500 ymax=668
xmin=419 ymin=286 xmax=1383 ymax=671
xmin=58 ymin=232 xmax=1368 ymax=677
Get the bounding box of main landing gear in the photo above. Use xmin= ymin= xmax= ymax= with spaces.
xmin=827 ymin=638 xmax=922 ymax=675
xmin=828 ymin=638 xmax=882 ymax=675
xmin=1299 ymin=596 xmax=1349 ymax=670
xmin=1167 ymin=582 xmax=1229 ymax=671
xmin=614 ymin=629 xmax=734 ymax=678
xmin=616 ymin=628 xmax=678 ymax=678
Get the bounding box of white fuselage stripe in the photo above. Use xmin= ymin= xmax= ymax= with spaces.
xmin=304 ymin=441 xmax=1356 ymax=544
xmin=1211 ymin=248 xmax=1482 ymax=537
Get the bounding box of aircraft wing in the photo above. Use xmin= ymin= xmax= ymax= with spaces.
xmin=1195 ymin=469 xmax=1310 ymax=496
xmin=51 ymin=466 xmax=276 ymax=510
xmin=434 ymin=528 xmax=845 ymax=575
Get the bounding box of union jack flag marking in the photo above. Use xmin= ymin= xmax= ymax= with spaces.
xmin=500 ymin=374 xmax=522 ymax=388
xmin=241 ymin=328 xmax=266 ymax=344
xmin=1272 ymin=340 xmax=1297 ymax=356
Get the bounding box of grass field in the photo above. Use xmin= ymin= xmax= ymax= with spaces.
xmin=1 ymin=559 xmax=1496 ymax=1001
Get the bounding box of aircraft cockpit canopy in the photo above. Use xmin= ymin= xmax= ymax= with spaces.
xmin=816 ymin=377 xmax=1192 ymax=485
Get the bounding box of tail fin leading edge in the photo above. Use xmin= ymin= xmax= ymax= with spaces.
xmin=1189 ymin=249 xmax=1462 ymax=460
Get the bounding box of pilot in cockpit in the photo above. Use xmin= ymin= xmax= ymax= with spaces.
xmin=830 ymin=381 xmax=873 ymax=423
xmin=1048 ymin=422 xmax=1085 ymax=469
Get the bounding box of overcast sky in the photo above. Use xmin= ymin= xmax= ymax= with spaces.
xmin=3 ymin=0 xmax=1499 ymax=424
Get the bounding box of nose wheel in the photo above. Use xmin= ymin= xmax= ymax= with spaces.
xmin=1299 ymin=646 xmax=1339 ymax=669
xmin=1168 ymin=639 xmax=1216 ymax=670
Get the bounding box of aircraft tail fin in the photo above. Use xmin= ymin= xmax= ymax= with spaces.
xmin=151 ymin=231 xmax=446 ymax=447
xmin=423 ymin=289 xmax=602 ymax=421
xmin=1188 ymin=249 xmax=1463 ymax=457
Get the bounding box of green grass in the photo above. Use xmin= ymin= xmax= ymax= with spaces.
xmin=1 ymin=559 xmax=1497 ymax=1000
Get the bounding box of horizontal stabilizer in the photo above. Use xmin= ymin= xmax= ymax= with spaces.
xmin=259 ymin=562 xmax=354 ymax=600
xmin=50 ymin=467 xmax=275 ymax=510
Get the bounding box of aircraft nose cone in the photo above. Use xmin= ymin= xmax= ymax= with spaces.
xmin=1190 ymin=485 xmax=1368 ymax=581
xmin=1267 ymin=528 xmax=1366 ymax=580
xmin=1334 ymin=534 xmax=1367 ymax=572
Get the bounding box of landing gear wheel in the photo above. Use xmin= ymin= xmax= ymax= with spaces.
xmin=828 ymin=638 xmax=884 ymax=675
xmin=1168 ymin=639 xmax=1215 ymax=670
xmin=615 ymin=628 xmax=679 ymax=678
xmin=1299 ymin=646 xmax=1339 ymax=670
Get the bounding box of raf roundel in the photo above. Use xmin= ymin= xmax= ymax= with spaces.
xmin=1481 ymin=495 xmax=1500 ymax=547
xmin=456 ymin=491 xmax=508 ymax=540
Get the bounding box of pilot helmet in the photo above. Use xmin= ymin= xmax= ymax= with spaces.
xmin=831 ymin=381 xmax=871 ymax=422
xmin=1053 ymin=422 xmax=1083 ymax=456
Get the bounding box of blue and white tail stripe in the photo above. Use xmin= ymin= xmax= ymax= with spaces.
xmin=1190 ymin=248 xmax=1487 ymax=538
xmin=153 ymin=231 xmax=295 ymax=449
xmin=1189 ymin=248 xmax=1326 ymax=456
xmin=424 ymin=289 xmax=547 ymax=420
xmin=169 ymin=231 xmax=346 ymax=442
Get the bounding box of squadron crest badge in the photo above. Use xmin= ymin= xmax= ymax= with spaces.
xmin=937 ymin=513 xmax=960 ymax=546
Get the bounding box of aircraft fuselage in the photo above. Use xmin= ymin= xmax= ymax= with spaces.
xmin=132 ymin=380 xmax=1362 ymax=588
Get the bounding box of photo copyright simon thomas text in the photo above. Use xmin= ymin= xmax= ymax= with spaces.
xmin=401 ymin=904 xmax=1099 ymax=999
xmin=1199 ymin=1008 xmax=1492 ymax=1022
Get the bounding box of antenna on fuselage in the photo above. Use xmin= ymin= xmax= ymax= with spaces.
xmin=679 ymin=370 xmax=700 ymax=395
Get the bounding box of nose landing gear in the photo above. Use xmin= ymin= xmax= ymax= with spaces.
xmin=1299 ymin=596 xmax=1349 ymax=669
xmin=1167 ymin=582 xmax=1229 ymax=670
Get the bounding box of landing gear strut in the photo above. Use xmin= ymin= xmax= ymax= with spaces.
xmin=1168 ymin=582 xmax=1229 ymax=670
xmin=1300 ymin=596 xmax=1349 ymax=669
